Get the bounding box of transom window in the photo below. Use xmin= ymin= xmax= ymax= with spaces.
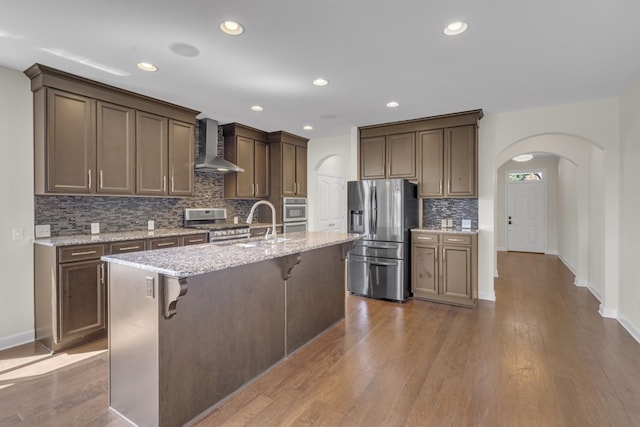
xmin=508 ymin=172 xmax=543 ymax=182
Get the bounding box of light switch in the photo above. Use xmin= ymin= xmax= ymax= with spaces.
xmin=462 ymin=219 xmax=471 ymax=229
xmin=148 ymin=220 xmax=155 ymax=230
xmin=12 ymin=228 xmax=24 ymax=241
xmin=35 ymin=225 xmax=51 ymax=238
xmin=91 ymin=222 xmax=100 ymax=234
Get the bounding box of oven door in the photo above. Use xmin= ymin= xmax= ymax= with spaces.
xmin=283 ymin=221 xmax=307 ymax=234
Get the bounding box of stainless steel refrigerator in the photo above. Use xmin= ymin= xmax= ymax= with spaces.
xmin=347 ymin=179 xmax=418 ymax=301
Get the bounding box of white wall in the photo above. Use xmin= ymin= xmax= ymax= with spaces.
xmin=557 ymin=158 xmax=579 ymax=273
xmin=588 ymin=146 xmax=605 ymax=300
xmin=307 ymin=133 xmax=353 ymax=231
xmin=619 ymin=73 xmax=640 ymax=341
xmin=480 ymin=98 xmax=620 ymax=313
xmin=0 ymin=66 xmax=34 ymax=350
xmin=496 ymin=157 xmax=559 ymax=253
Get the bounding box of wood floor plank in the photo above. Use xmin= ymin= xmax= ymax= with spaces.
xmin=1 ymin=252 xmax=639 ymax=426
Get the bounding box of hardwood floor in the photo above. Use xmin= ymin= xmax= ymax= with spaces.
xmin=1 ymin=252 xmax=639 ymax=426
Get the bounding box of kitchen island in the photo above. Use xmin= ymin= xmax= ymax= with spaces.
xmin=102 ymin=231 xmax=358 ymax=427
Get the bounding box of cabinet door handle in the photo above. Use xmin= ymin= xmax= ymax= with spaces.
xmin=163 ymin=176 xmax=167 ymax=192
xmin=187 ymin=238 xmax=205 ymax=244
xmin=448 ymin=238 xmax=464 ymax=242
xmin=118 ymin=245 xmax=142 ymax=251
xmin=71 ymin=250 xmax=97 ymax=256
xmin=156 ymin=242 xmax=175 ymax=247
xmin=171 ymin=175 xmax=175 ymax=192
xmin=417 ymin=236 xmax=434 ymax=241
xmin=439 ymin=179 xmax=442 ymax=194
xmin=100 ymin=263 xmax=105 ymax=285
xmin=448 ymin=180 xmax=451 ymax=194
xmin=294 ymin=182 xmax=297 ymax=194
xmin=255 ymin=183 xmax=258 ymax=195
xmin=443 ymin=248 xmax=446 ymax=263
xmin=99 ymin=170 xmax=104 ymax=190
xmin=88 ymin=169 xmax=92 ymax=189
xmin=252 ymin=183 xmax=255 ymax=196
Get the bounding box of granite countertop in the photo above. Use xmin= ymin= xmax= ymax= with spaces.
xmin=33 ymin=228 xmax=208 ymax=247
xmin=102 ymin=231 xmax=361 ymax=278
xmin=412 ymin=227 xmax=479 ymax=234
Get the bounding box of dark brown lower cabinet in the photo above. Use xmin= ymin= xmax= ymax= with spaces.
xmin=59 ymin=259 xmax=106 ymax=343
xmin=411 ymin=231 xmax=477 ymax=307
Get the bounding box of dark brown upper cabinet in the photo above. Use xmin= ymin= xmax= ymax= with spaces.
xmin=96 ymin=101 xmax=135 ymax=194
xmin=42 ymin=89 xmax=96 ymax=193
xmin=360 ymin=109 xmax=482 ymax=199
xmin=223 ymin=123 xmax=270 ymax=199
xmin=26 ymin=63 xmax=199 ymax=197
xmin=267 ymin=131 xmax=308 ymax=223
xmin=359 ymin=133 xmax=416 ymax=180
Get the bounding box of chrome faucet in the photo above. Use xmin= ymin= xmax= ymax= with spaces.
xmin=246 ymin=200 xmax=276 ymax=241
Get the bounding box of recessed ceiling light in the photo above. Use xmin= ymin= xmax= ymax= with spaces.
xmin=386 ymin=101 xmax=400 ymax=108
xmin=313 ymin=78 xmax=329 ymax=86
xmin=303 ymin=125 xmax=313 ymax=130
xmin=137 ymin=62 xmax=158 ymax=72
xmin=169 ymin=43 xmax=200 ymax=57
xmin=513 ymin=154 xmax=534 ymax=162
xmin=220 ymin=21 xmax=244 ymax=36
xmin=444 ymin=21 xmax=468 ymax=36
xmin=250 ymin=105 xmax=263 ymax=112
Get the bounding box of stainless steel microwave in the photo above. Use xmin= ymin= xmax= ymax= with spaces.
xmin=282 ymin=197 xmax=307 ymax=222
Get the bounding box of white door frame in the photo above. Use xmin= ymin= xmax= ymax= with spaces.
xmin=505 ymin=168 xmax=547 ymax=253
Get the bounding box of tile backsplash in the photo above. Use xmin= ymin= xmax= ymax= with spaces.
xmin=422 ymin=198 xmax=478 ymax=229
xmin=35 ymin=120 xmax=257 ymax=236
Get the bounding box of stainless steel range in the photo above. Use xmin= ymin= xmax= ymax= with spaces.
xmin=184 ymin=208 xmax=251 ymax=243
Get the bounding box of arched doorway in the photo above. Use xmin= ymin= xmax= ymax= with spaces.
xmin=494 ymin=134 xmax=605 ymax=310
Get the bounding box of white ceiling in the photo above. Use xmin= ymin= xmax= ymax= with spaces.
xmin=2 ymin=0 xmax=639 ymax=138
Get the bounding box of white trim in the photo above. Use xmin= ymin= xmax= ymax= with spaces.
xmin=574 ymin=278 xmax=588 ymax=287
xmin=494 ymin=269 xmax=499 ymax=278
xmin=479 ymin=291 xmax=496 ymax=301
xmin=557 ymin=254 xmax=576 ymax=275
xmin=599 ymin=304 xmax=618 ymax=319
xmin=505 ymin=168 xmax=547 ymax=253
xmin=496 ymin=246 xmax=507 ymax=252
xmin=587 ymin=283 xmax=602 ymax=302
xmin=545 ymin=249 xmax=559 ymax=255
xmin=0 ymin=330 xmax=34 ymax=351
xmin=618 ymin=314 xmax=640 ymax=345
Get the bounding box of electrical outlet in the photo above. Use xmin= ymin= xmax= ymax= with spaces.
xmin=441 ymin=219 xmax=447 ymax=228
xmin=146 ymin=277 xmax=155 ymax=298
xmin=148 ymin=220 xmax=155 ymax=231
xmin=447 ymin=218 xmax=453 ymax=227
xmin=462 ymin=219 xmax=472 ymax=229
xmin=35 ymin=224 xmax=51 ymax=238
xmin=91 ymin=222 xmax=100 ymax=234
xmin=12 ymin=227 xmax=24 ymax=241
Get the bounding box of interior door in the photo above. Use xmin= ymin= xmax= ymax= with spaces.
xmin=317 ymin=175 xmax=345 ymax=232
xmin=507 ymin=178 xmax=546 ymax=253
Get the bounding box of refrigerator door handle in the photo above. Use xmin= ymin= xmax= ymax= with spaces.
xmin=372 ymin=186 xmax=378 ymax=235
xmin=363 ymin=260 xmax=397 ymax=267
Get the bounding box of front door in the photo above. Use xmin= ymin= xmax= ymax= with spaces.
xmin=507 ymin=171 xmax=546 ymax=253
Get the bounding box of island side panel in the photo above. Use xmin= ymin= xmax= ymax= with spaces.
xmin=286 ymin=244 xmax=346 ymax=355
xmin=108 ymin=263 xmax=160 ymax=427
xmin=158 ymin=258 xmax=286 ymax=427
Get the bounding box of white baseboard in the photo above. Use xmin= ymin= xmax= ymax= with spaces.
xmin=587 ymin=283 xmax=602 ymax=302
xmin=599 ymin=304 xmax=618 ymax=319
xmin=479 ymin=291 xmax=496 ymax=301
xmin=545 ymin=249 xmax=559 ymax=255
xmin=494 ymin=269 xmax=499 ymax=278
xmin=574 ymin=278 xmax=588 ymax=287
xmin=0 ymin=330 xmax=34 ymax=351
xmin=496 ymin=246 xmax=507 ymax=252
xmin=557 ymin=254 xmax=576 ymax=275
xmin=618 ymin=314 xmax=640 ymax=345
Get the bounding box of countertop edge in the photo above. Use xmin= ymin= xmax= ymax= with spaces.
xmin=33 ymin=228 xmax=208 ymax=247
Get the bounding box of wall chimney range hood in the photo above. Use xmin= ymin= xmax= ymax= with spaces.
xmin=194 ymin=118 xmax=244 ymax=173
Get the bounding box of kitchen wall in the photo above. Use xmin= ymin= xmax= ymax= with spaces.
xmin=619 ymin=72 xmax=640 ymax=342
xmin=35 ymin=124 xmax=255 ymax=235
xmin=422 ymin=199 xmax=478 ymax=229
xmin=496 ymin=157 xmax=559 ymax=253
xmin=0 ymin=66 xmax=34 ymax=350
xmin=557 ymin=158 xmax=579 ymax=273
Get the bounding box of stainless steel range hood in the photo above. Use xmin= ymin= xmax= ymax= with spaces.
xmin=194 ymin=118 xmax=244 ymax=173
